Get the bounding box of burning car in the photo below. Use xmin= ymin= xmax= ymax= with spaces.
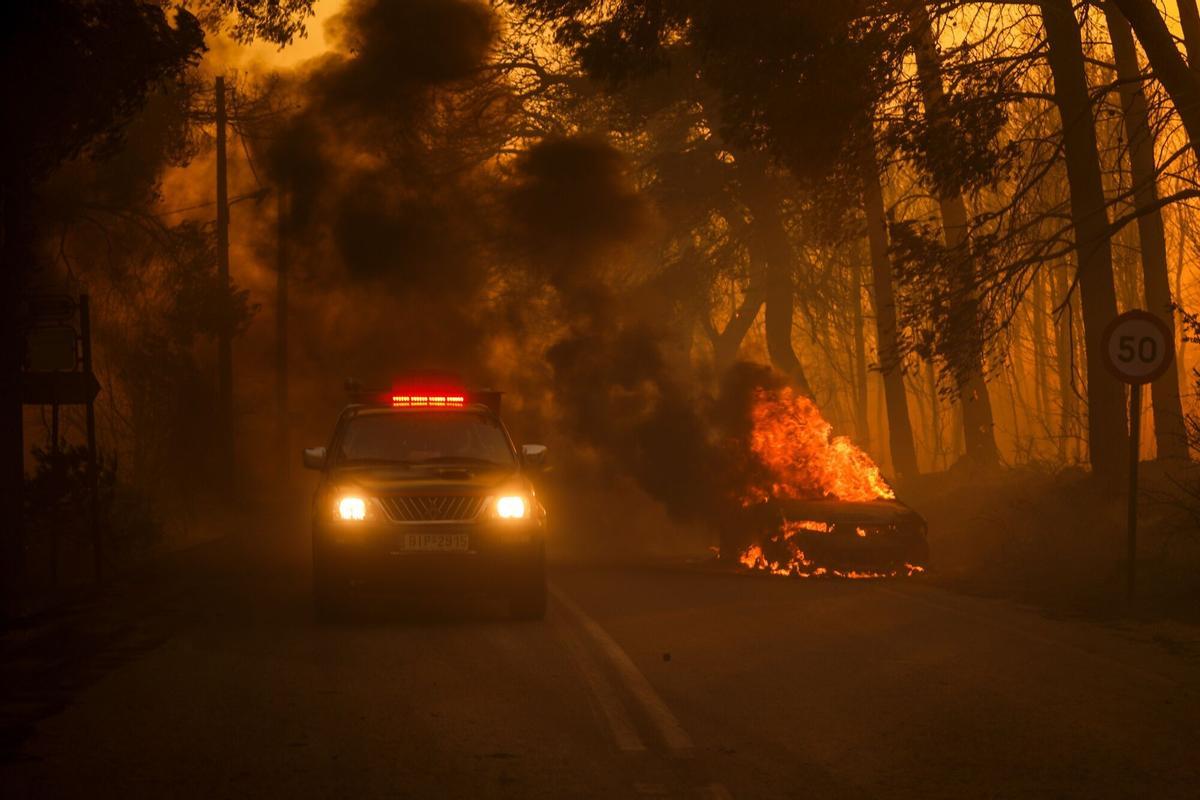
xmin=302 ymin=379 xmax=548 ymax=619
xmin=739 ymin=499 xmax=928 ymax=578
xmin=732 ymin=387 xmax=928 ymax=578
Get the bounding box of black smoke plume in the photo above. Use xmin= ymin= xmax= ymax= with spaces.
xmin=252 ymin=0 xmax=505 ymax=398
xmin=506 ymin=135 xmax=772 ymax=544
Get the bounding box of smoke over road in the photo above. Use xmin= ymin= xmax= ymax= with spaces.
xmin=234 ymin=3 xmax=785 ymax=550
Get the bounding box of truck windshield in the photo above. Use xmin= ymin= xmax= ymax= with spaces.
xmin=336 ymin=411 xmax=515 ymax=467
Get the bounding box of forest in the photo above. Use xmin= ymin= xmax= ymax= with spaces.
xmin=4 ymin=0 xmax=1200 ymax=619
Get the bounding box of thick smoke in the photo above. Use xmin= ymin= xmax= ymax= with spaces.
xmin=252 ymin=0 xmax=506 ymax=402
xmin=506 ymin=135 xmax=772 ymax=544
xmin=250 ymin=2 xmax=779 ymax=553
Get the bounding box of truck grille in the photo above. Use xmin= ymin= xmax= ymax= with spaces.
xmin=379 ymin=495 xmax=486 ymax=523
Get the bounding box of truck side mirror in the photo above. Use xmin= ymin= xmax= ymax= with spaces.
xmin=302 ymin=447 xmax=327 ymax=470
xmin=521 ymin=444 xmax=547 ymax=469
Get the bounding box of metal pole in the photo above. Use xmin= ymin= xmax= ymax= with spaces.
xmin=51 ymin=400 xmax=59 ymax=584
xmin=80 ymin=294 xmax=101 ymax=583
xmin=276 ymin=185 xmax=289 ymax=485
xmin=1127 ymin=382 xmax=1141 ymax=603
xmin=215 ymin=76 xmax=234 ymax=499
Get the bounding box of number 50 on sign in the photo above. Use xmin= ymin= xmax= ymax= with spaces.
xmin=1102 ymin=310 xmax=1175 ymax=385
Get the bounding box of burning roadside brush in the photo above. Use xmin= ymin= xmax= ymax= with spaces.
xmin=730 ymin=388 xmax=928 ymax=579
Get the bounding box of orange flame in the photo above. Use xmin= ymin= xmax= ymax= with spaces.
xmin=782 ymin=520 xmax=830 ymax=537
xmin=745 ymin=387 xmax=894 ymax=504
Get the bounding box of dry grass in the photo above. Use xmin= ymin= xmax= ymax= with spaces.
xmin=903 ymin=461 xmax=1200 ymax=623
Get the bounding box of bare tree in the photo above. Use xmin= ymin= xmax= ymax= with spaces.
xmin=1106 ymin=0 xmax=1200 ymax=165
xmin=862 ymin=144 xmax=920 ymax=477
xmin=906 ymin=1 xmax=1001 ymax=465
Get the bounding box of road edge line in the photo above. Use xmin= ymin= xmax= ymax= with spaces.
xmin=550 ymin=584 xmax=694 ymax=753
xmin=549 ymin=605 xmax=647 ymax=753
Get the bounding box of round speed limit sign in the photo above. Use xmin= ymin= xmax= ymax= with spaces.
xmin=1102 ymin=310 xmax=1175 ymax=385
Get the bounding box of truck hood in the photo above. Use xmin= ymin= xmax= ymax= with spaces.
xmin=326 ymin=465 xmax=526 ymax=495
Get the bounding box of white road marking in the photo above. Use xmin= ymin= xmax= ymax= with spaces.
xmin=550 ymin=584 xmax=695 ymax=753
xmin=550 ymin=607 xmax=646 ymax=752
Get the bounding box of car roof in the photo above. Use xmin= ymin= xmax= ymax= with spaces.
xmin=772 ymin=498 xmax=922 ymax=524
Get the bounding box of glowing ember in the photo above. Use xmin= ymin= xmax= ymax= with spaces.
xmin=732 ymin=387 xmax=922 ymax=579
xmin=782 ymin=520 xmax=830 ymax=536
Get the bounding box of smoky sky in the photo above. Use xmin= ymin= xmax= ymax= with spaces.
xmin=508 ymin=136 xmax=649 ymax=259
xmin=325 ymin=0 xmax=495 ymax=91
xmin=252 ymin=0 xmax=503 ymax=387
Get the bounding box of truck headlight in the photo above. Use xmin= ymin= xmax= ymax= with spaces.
xmin=494 ymin=495 xmax=527 ymax=519
xmin=337 ymin=496 xmax=367 ymax=521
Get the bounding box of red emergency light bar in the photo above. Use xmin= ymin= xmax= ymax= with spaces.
xmin=345 ymin=377 xmax=501 ymax=414
xmin=391 ymin=393 xmax=466 ymax=408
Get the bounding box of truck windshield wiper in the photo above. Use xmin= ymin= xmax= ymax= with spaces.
xmin=416 ymin=456 xmax=507 ymax=466
xmin=338 ymin=458 xmax=419 ymax=467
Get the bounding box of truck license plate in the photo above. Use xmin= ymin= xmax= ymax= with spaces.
xmin=400 ymin=533 xmax=469 ymax=552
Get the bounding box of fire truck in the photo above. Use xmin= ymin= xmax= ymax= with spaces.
xmin=302 ymin=378 xmax=548 ymax=619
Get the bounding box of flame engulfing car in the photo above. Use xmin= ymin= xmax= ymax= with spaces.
xmin=303 ymin=382 xmax=548 ymax=619
xmin=740 ymin=498 xmax=928 ymax=578
xmin=733 ymin=387 xmax=929 ymax=577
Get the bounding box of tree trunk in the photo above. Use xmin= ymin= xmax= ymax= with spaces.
xmin=1053 ymin=268 xmax=1080 ymax=462
xmin=762 ymin=235 xmax=810 ymax=395
xmin=1041 ymin=0 xmax=1129 ymax=482
xmin=861 ymin=146 xmax=920 ymax=479
xmin=1104 ymin=3 xmax=1191 ymax=460
xmin=710 ymin=280 xmax=764 ymax=376
xmin=1032 ymin=271 xmax=1050 ymax=432
xmin=708 ymin=204 xmax=765 ymax=376
xmin=1109 ymin=0 xmax=1200 ymax=165
xmin=852 ymin=258 xmax=871 ymax=449
xmin=907 ymin=1 xmax=1000 ymax=466
xmin=1178 ymin=213 xmax=1191 ymax=368
xmin=742 ymin=163 xmax=813 ymax=396
xmin=926 ymin=359 xmax=944 ymax=469
xmin=1176 ymin=0 xmax=1200 ymax=73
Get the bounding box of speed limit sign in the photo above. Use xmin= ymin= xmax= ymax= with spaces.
xmin=1102 ymin=309 xmax=1175 ymax=385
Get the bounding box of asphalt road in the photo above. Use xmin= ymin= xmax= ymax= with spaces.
xmin=2 ymin=521 xmax=1198 ymax=799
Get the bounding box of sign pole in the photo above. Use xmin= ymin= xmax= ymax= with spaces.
xmin=276 ymin=183 xmax=289 ymax=487
xmin=1126 ymin=382 xmax=1140 ymax=603
xmin=215 ymin=76 xmax=235 ymax=501
xmin=51 ymin=400 xmax=59 ymax=585
xmin=19 ymin=292 xmax=103 ymax=596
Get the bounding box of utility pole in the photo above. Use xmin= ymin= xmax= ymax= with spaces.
xmin=275 ymin=183 xmax=289 ymax=486
xmin=80 ymin=295 xmax=101 ymax=582
xmin=215 ymin=76 xmax=234 ymax=499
